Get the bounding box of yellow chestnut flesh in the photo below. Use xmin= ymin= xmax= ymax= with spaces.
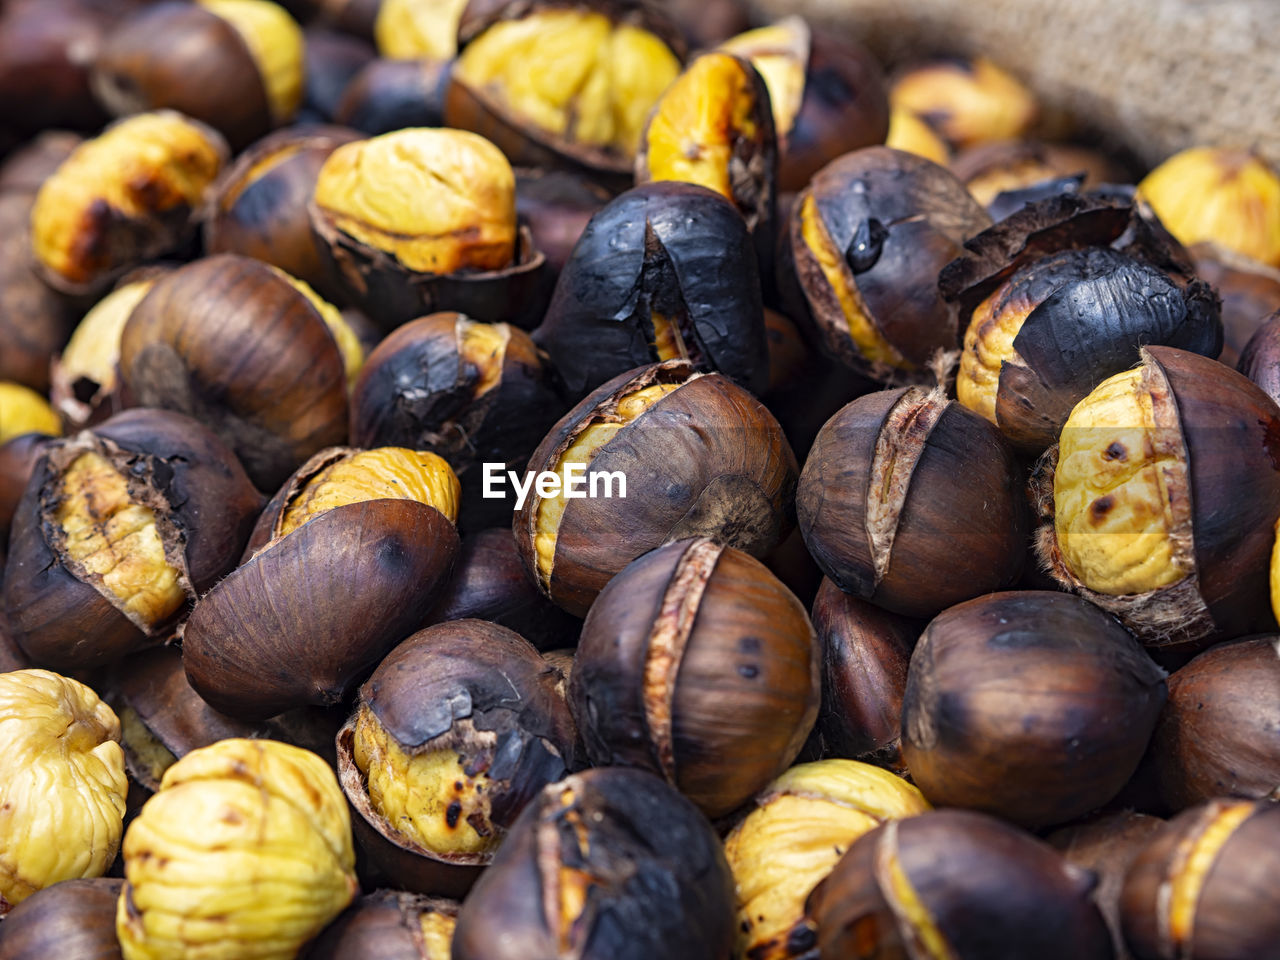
xmin=0 ymin=382 xmax=62 ymax=443
xmin=200 ymin=0 xmax=304 ymax=124
xmin=31 ymin=112 xmax=225 ymax=288
xmin=420 ymin=909 xmax=456 ymax=956
xmin=279 ymin=447 xmax=460 ymax=535
xmin=375 ymin=0 xmax=469 ymax=61
xmin=0 ymin=669 xmax=127 ymax=911
xmin=799 ymin=193 xmax=911 ymax=369
xmin=455 ymin=10 xmax=680 ymax=158
xmin=457 ymin=319 xmax=509 ymax=398
xmin=881 ymin=824 xmax=955 ymax=960
xmin=890 ymin=57 xmax=1037 ymax=150
xmin=352 ymin=704 xmax=499 ymax=857
xmin=1137 ymin=147 xmax=1280 ymax=268
xmin=724 ymin=760 xmax=930 ymax=960
xmin=56 ymin=452 xmax=186 ymax=627
xmin=885 ymin=107 xmax=951 ymax=165
xmin=720 ymin=19 xmax=807 ymax=140
xmin=1166 ymin=800 xmax=1256 ymax=946
xmin=271 ymin=268 xmax=364 ymax=386
xmin=533 ymin=382 xmax=680 ymax=586
xmin=59 ymin=281 xmax=155 ymax=396
xmin=956 ymin=281 xmax=1031 ymax=425
xmin=1271 ymin=519 xmax=1280 ymax=627
xmin=650 ymin=312 xmax=690 ymax=363
xmin=642 ymin=52 xmax=761 ymax=202
xmin=314 ymin=128 xmax=517 ymax=275
xmin=115 ymin=738 xmax=357 ymax=960
xmin=117 ymin=705 xmax=179 ymax=786
xmin=1054 ymin=368 xmax=1191 ymax=596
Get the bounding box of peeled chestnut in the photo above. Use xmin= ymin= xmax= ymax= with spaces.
xmin=721 ymin=19 xmax=891 ymax=193
xmin=1121 ymin=799 xmax=1280 ymax=960
xmin=797 ymin=385 xmax=1029 ymax=618
xmin=0 ymin=878 xmax=124 ymax=960
xmin=310 ymin=127 xmax=549 ymax=330
xmin=4 ymin=409 xmax=263 ymax=670
xmin=723 ymin=759 xmax=930 ymax=960
xmin=808 ymin=577 xmax=920 ymax=769
xmin=950 ymin=139 xmax=1124 ymax=211
xmin=374 ymin=0 xmax=468 ymax=60
xmin=901 ymin=591 xmax=1168 ymax=829
xmin=334 ymin=58 xmax=451 ymax=134
xmin=301 ymin=27 xmax=377 ymax=122
xmin=92 ymin=0 xmax=306 ymax=149
xmin=336 ymin=619 xmax=576 ymax=896
xmin=202 ymin=125 xmax=360 ymax=298
xmin=452 ymin=767 xmax=735 ymax=960
xmin=571 ymin=537 xmax=819 ymax=816
xmin=890 ymin=56 xmax=1039 ymax=151
xmin=1142 ymin=636 xmax=1280 ymax=811
xmin=306 ymin=891 xmax=458 ymax=960
xmin=1194 ymin=245 xmax=1280 ymax=365
xmin=349 ymin=312 xmax=565 ymax=530
xmin=514 ymin=361 xmax=797 ymax=616
xmin=119 ymin=254 xmax=362 ymax=491
xmin=514 ymin=169 xmax=611 ymax=277
xmin=445 ymin=0 xmax=684 ymax=183
xmin=30 ymin=111 xmax=228 ymax=296
xmin=787 ymin=146 xmax=991 ymax=381
xmin=1036 ymin=346 xmax=1280 ymax=649
xmin=535 ymin=182 xmax=769 ymax=399
xmin=808 ymin=809 xmax=1114 ymax=960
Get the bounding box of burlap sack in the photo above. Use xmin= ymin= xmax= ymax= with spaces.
xmin=749 ymin=0 xmax=1280 ymax=170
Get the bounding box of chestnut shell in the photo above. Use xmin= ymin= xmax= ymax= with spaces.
xmin=0 ymin=877 xmax=125 ymax=960
xmin=304 ymin=891 xmax=459 ymax=960
xmin=334 ymin=58 xmax=451 ymax=135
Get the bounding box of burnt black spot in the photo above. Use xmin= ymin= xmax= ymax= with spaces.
xmin=786 ymin=924 xmax=818 ymax=953
xmin=446 ymin=801 xmax=462 ymax=829
xmin=739 ymin=636 xmax=762 ymax=653
xmin=376 ymin=537 xmax=410 ymax=574
xmin=1102 ymin=442 xmax=1128 ymax=462
xmin=1090 ymin=495 xmax=1115 ymax=521
xmin=738 ymin=664 xmax=759 ymax=679
xmin=454 ymin=781 xmax=464 ymax=791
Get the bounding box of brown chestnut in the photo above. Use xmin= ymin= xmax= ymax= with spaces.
xmin=950 ymin=138 xmax=1124 ymax=211
xmin=1120 ymin=798 xmax=1280 ymax=960
xmin=0 ymin=434 xmax=50 ymax=553
xmin=451 ymin=767 xmax=735 ymax=960
xmin=1192 ymin=243 xmax=1280 ymax=365
xmin=3 ymin=409 xmax=264 ymax=670
xmin=334 ymin=58 xmax=451 ymax=135
xmin=0 ymin=130 xmax=85 ymax=193
xmin=336 ymin=619 xmax=577 ymax=896
xmin=119 ymin=254 xmax=362 ymax=491
xmin=513 ymin=168 xmax=611 ymax=277
xmin=514 ymin=360 xmax=797 ymax=616
xmin=0 ymin=877 xmax=125 ymax=960
xmin=302 ymin=26 xmax=377 ymax=123
xmin=286 ymin=0 xmax=381 ymax=40
xmin=183 ymin=446 xmax=461 ymax=719
xmin=571 ymin=537 xmax=819 ymax=817
xmin=797 ymin=385 xmax=1029 ymax=618
xmin=305 ymin=891 xmax=458 ymax=960
xmin=808 ymin=809 xmax=1114 ymax=960
xmin=1237 ymin=308 xmax=1280 ymax=405
xmin=901 ymin=591 xmax=1168 ymax=829
xmin=1143 ymin=636 xmax=1280 ymax=811
xmin=665 ymin=0 xmax=749 ymax=49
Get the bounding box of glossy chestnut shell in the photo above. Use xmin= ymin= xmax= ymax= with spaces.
xmin=0 ymin=877 xmax=125 ymax=960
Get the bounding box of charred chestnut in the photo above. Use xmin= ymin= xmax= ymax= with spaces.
xmin=0 ymin=877 xmax=124 ymax=960
xmin=808 ymin=809 xmax=1113 ymax=960
xmin=349 ymin=312 xmax=565 ymax=530
xmin=571 ymin=537 xmax=819 ymax=816
xmin=514 ymin=169 xmax=611 ymax=277
xmin=1121 ymin=799 xmax=1280 ymax=960
xmin=91 ymin=0 xmax=306 ymax=149
xmin=334 ymin=58 xmax=451 ymax=134
xmin=797 ymin=385 xmax=1029 ymax=618
xmin=514 ymin=361 xmax=797 ymax=616
xmin=1035 ymin=347 xmax=1280 ymax=649
xmin=452 ymin=767 xmax=735 ymax=960
xmin=4 ymin=409 xmax=263 ymax=670
xmin=306 ymin=891 xmax=458 ymax=960
xmin=787 ymin=146 xmax=991 ymax=381
xmin=202 ymin=125 xmax=360 ymax=297
xmin=900 ymin=591 xmax=1168 ymax=829
xmin=890 ymin=56 xmax=1039 ymax=151
xmin=119 ymin=254 xmax=362 ymax=491
xmin=535 ymin=182 xmax=769 ymax=398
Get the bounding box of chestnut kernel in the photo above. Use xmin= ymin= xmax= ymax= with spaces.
xmin=890 ymin=56 xmax=1039 ymax=151
xmin=0 ymin=381 xmax=61 ymax=445
xmin=885 ymin=105 xmax=950 ymax=165
xmin=950 ymin=138 xmax=1124 ymax=212
xmin=375 ymin=0 xmax=469 ymax=60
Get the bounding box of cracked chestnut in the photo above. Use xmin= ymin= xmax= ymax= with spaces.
xmin=305 ymin=891 xmax=458 ymax=960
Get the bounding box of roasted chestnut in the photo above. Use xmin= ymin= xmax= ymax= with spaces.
xmin=30 ymin=111 xmax=228 ymax=296
xmin=0 ymin=877 xmax=125 ymax=960
xmin=336 ymin=619 xmax=576 ymax=896
xmin=571 ymin=537 xmax=818 ymax=816
xmin=0 ymin=622 xmax=30 ymax=672
xmin=310 ymin=127 xmax=550 ymax=330
xmin=0 ymin=382 xmax=61 ymax=445
xmin=884 ymin=105 xmax=950 ymax=165
xmin=808 ymin=577 xmax=921 ymax=769
xmin=183 ymin=445 xmax=460 ymax=719
xmin=890 ymin=56 xmax=1039 ymax=151
xmin=808 ymin=809 xmax=1114 ymax=960
xmin=797 ymin=385 xmax=1029 ymax=618
xmin=1193 ymin=244 xmax=1280 ymax=365
xmin=452 ymin=767 xmax=736 ymax=960
xmin=1120 ymin=798 xmax=1280 ymax=960
xmin=514 ymin=361 xmax=797 ymax=616
xmin=787 ymin=146 xmax=991 ymax=381
xmin=305 ymin=891 xmax=458 ymax=960
xmin=445 ymin=0 xmax=684 ymax=183
xmin=535 ymin=182 xmax=768 ymax=399
xmin=950 ymin=138 xmax=1124 ymax=211
xmin=4 ymin=409 xmax=263 ymax=670
xmin=1035 ymin=346 xmax=1280 ymax=649
xmin=119 ymin=254 xmax=362 ymax=491
xmin=1238 ymin=309 xmax=1280 ymax=405
xmin=301 ymin=26 xmax=377 ymax=122
xmin=0 ymin=433 xmax=51 ymax=558
xmin=666 ymin=0 xmax=749 ymax=48
xmin=374 ymin=0 xmax=468 ymax=60
xmin=721 ymin=18 xmax=891 ymax=193
xmin=1137 ymin=146 xmax=1280 ymax=268
xmin=900 ymin=591 xmax=1168 ymax=829
xmin=92 ymin=0 xmax=306 ymax=149
xmin=723 ymin=759 xmax=929 ymax=960
xmin=349 ymin=312 xmax=565 ymax=530
xmin=334 ymin=58 xmax=451 ymax=134
xmin=202 ymin=124 xmax=360 ymax=298
xmin=514 ymin=168 xmax=611 ymax=277
xmin=286 ymin=0 xmax=381 ymax=39
xmin=1141 ymin=636 xmax=1280 ymax=811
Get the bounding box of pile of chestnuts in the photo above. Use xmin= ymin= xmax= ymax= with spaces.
xmin=0 ymin=1 xmax=1278 ymax=958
